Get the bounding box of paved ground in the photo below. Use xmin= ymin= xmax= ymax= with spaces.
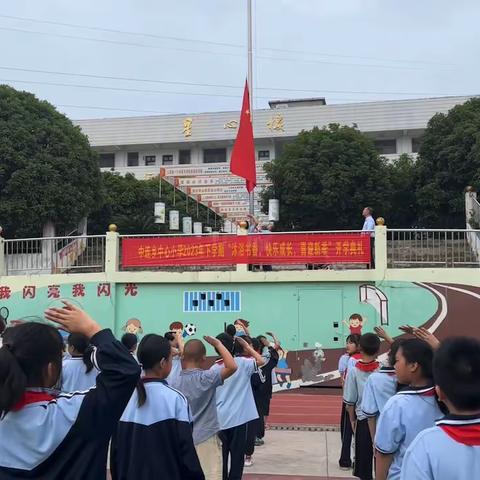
xmin=244 ymin=430 xmax=354 ymax=479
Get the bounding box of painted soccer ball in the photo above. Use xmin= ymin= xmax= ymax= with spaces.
xmin=184 ymin=323 xmax=197 ymax=337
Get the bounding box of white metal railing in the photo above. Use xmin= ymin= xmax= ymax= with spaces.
xmin=387 ymin=229 xmax=480 ymax=268
xmin=4 ymin=235 xmax=106 ymax=275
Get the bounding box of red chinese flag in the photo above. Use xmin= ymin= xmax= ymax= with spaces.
xmin=230 ymin=80 xmax=256 ymax=193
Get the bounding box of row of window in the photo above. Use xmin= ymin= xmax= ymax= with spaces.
xmin=98 ymin=149 xmax=271 ymax=168
xmin=373 ymin=138 xmax=422 ymax=155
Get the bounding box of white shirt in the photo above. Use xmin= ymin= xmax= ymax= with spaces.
xmin=375 ymin=387 xmax=443 ymax=480
xmin=362 ymin=215 xmax=375 ymax=237
xmin=211 ymin=356 xmax=258 ymax=429
xmin=61 ymin=357 xmax=98 ymax=392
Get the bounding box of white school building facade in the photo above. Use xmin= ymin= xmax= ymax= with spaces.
xmin=75 ymin=96 xmax=473 ymax=223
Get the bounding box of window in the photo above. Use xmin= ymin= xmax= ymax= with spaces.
xmin=144 ymin=155 xmax=156 ymax=166
xmin=179 ymin=149 xmax=191 ymax=164
xmin=127 ymin=152 xmax=139 ymax=167
xmin=258 ymin=150 xmax=270 ymax=160
xmin=98 ymin=153 xmax=115 ymax=168
xmin=374 ymin=139 xmax=397 ymax=155
xmin=162 ymin=154 xmax=174 ymax=165
xmin=203 ymin=148 xmax=227 ymax=163
xmin=412 ymin=137 xmax=422 ymax=153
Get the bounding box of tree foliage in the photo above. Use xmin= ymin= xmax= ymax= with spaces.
xmin=415 ymin=98 xmax=480 ymax=227
xmin=0 ymin=85 xmax=102 ymax=237
xmin=88 ymin=172 xmax=222 ymax=234
xmin=261 ymin=124 xmax=391 ymax=230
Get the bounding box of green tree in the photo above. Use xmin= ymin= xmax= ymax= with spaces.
xmin=88 ymin=172 xmax=221 ymax=234
xmin=0 ymin=85 xmax=102 ymax=237
xmin=384 ymin=154 xmax=418 ymax=227
xmin=261 ymin=124 xmax=391 ymax=230
xmin=416 ymin=98 xmax=480 ymax=227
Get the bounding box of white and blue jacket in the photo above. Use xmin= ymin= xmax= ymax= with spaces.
xmin=401 ymin=414 xmax=480 ymax=479
xmin=111 ymin=379 xmax=204 ymax=480
xmin=0 ymin=329 xmax=141 ymax=480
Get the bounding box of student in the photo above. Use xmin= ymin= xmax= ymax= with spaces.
xmin=61 ymin=332 xmax=98 ymax=392
xmin=255 ymin=333 xmax=280 ymax=446
xmin=165 ymin=330 xmax=184 ymax=384
xmin=362 ymin=339 xmax=404 ymax=440
xmin=212 ymin=334 xmax=265 ymax=480
xmin=112 ymin=334 xmax=204 ymax=480
xmin=375 ymin=339 xmax=442 ymax=480
xmin=343 ymin=332 xmax=381 ymax=480
xmin=401 ymin=337 xmax=480 ymax=479
xmin=121 ymin=333 xmax=138 ymax=357
xmin=172 ymin=336 xmax=237 ymax=480
xmin=338 ymin=333 xmax=361 ymax=469
xmin=0 ymin=302 xmax=141 ymax=479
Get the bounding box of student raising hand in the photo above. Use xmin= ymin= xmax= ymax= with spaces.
xmin=45 ymin=301 xmax=101 ymax=339
xmin=236 ymin=336 xmax=266 ymax=366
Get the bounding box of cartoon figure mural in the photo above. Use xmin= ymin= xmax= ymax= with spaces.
xmin=344 ymin=313 xmax=366 ymax=335
xmin=169 ymin=321 xmax=184 ymax=336
xmin=275 ymin=346 xmax=292 ymax=389
xmin=301 ymin=342 xmax=327 ymax=382
xmin=122 ymin=318 xmax=143 ymax=335
xmin=234 ymin=318 xmax=250 ymax=337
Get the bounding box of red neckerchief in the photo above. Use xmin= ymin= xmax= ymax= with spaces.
xmin=352 ymin=353 xmax=362 ymax=360
xmin=437 ymin=415 xmax=480 ymax=446
xmin=355 ymin=360 xmax=380 ymax=373
xmin=12 ymin=391 xmax=55 ymax=411
xmin=398 ymin=385 xmax=436 ymax=396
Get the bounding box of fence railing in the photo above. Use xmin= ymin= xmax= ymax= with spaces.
xmin=387 ymin=229 xmax=480 ymax=268
xmin=2 ymin=227 xmax=480 ymax=276
xmin=3 ymin=235 xmax=106 ymax=275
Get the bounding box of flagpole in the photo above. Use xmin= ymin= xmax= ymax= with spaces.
xmin=247 ymin=0 xmax=255 ymax=216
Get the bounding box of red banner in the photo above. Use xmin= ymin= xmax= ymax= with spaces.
xmin=122 ymin=233 xmax=371 ymax=267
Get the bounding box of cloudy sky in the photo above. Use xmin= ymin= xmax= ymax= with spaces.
xmin=0 ymin=0 xmax=478 ymax=119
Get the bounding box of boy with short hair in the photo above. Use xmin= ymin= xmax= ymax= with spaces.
xmin=343 ymin=332 xmax=381 ymax=480
xmin=401 ymin=337 xmax=480 ymax=480
xmin=171 ymin=336 xmax=237 ymax=480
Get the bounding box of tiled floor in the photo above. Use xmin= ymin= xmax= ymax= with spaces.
xmin=243 ymin=430 xmax=354 ymax=479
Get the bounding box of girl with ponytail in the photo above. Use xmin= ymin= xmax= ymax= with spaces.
xmin=61 ymin=333 xmax=98 ymax=392
xmin=112 ymin=334 xmax=204 ymax=479
xmin=0 ymin=301 xmax=140 ymax=479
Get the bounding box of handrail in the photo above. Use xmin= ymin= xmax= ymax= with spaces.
xmin=3 ymin=234 xmax=106 ymax=242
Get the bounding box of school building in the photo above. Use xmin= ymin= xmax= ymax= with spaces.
xmin=75 ymin=95 xmax=473 ymax=223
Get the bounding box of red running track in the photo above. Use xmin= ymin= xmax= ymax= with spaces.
xmin=267 ymin=391 xmax=343 ymax=427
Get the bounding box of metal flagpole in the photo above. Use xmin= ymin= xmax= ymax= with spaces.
xmin=247 ymin=0 xmax=255 ymax=216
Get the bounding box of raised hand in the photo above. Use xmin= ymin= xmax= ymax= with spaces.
xmin=374 ymin=326 xmax=394 ymax=345
xmin=203 ymin=335 xmax=220 ymax=347
xmin=45 ymin=301 xmax=101 ymax=339
xmin=412 ymin=327 xmax=441 ymax=350
xmin=399 ymin=325 xmax=415 ymax=335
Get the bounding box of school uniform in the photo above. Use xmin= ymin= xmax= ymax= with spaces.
xmin=0 ymin=329 xmax=141 ymax=480
xmin=338 ymin=353 xmax=354 ymax=468
xmin=166 ymin=355 xmax=182 ymax=384
xmin=361 ymin=367 xmax=397 ymax=418
xmin=343 ymin=359 xmax=380 ymax=480
xmin=61 ymin=356 xmax=99 ymax=393
xmin=112 ymin=378 xmax=204 ymax=480
xmin=255 ymin=348 xmax=279 ymax=439
xmin=375 ymin=386 xmax=443 ymax=480
xmin=401 ymin=414 xmax=480 ymax=480
xmin=211 ymin=356 xmax=258 ymax=480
